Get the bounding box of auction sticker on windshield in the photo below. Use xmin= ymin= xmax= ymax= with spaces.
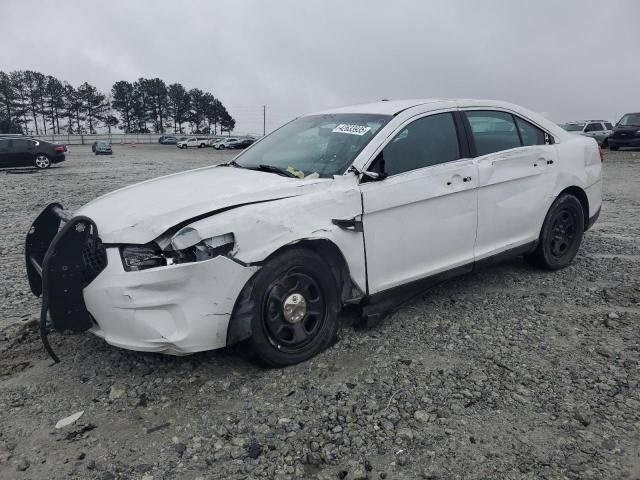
xmin=332 ymin=124 xmax=371 ymax=135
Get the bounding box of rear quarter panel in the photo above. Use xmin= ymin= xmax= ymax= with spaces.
xmin=554 ymin=135 xmax=602 ymax=217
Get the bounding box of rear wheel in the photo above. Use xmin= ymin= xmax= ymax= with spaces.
xmin=528 ymin=194 xmax=584 ymax=270
xmin=218 ymin=144 xmax=225 ymax=150
xmin=34 ymin=154 xmax=51 ymax=169
xmin=237 ymin=248 xmax=340 ymax=367
xmin=199 ymin=143 xmax=206 ymax=148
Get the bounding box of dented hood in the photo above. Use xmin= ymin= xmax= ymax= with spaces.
xmin=76 ymin=165 xmax=328 ymax=244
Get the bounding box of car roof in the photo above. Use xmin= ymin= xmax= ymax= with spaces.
xmin=308 ymin=98 xmax=551 ymax=117
xmin=311 ymin=99 xmax=449 ymax=116
xmin=310 ymin=98 xmax=569 ymax=143
xmin=564 ymin=120 xmax=609 ymax=123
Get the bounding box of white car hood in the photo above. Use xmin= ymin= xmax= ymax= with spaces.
xmin=76 ymin=166 xmax=328 ymax=244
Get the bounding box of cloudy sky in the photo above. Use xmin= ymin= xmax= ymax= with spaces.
xmin=1 ymin=0 xmax=638 ymax=134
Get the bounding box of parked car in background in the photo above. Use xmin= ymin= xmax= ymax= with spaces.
xmin=95 ymin=141 xmax=112 ymax=155
xmin=0 ymin=137 xmax=66 ymax=169
xmin=207 ymin=137 xmax=227 ymax=147
xmin=25 ymin=99 xmax=602 ymax=366
xmin=177 ymin=137 xmax=209 ymax=149
xmin=608 ymin=112 xmax=640 ymax=151
xmin=158 ymin=135 xmax=178 ymax=145
xmin=559 ymin=120 xmax=613 ymax=147
xmin=213 ymin=137 xmax=240 ymax=149
xmin=230 ymin=137 xmax=256 ymax=149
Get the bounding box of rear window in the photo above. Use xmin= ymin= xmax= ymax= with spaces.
xmin=466 ymin=111 xmax=521 ymax=156
xmin=561 ymin=123 xmax=585 ymax=132
xmin=604 ymin=123 xmax=613 ymax=130
xmin=515 ymin=117 xmax=546 ymax=146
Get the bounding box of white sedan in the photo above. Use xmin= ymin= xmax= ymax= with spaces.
xmin=26 ymin=99 xmax=602 ymax=366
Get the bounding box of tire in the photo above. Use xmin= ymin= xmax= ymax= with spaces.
xmin=199 ymin=143 xmax=206 ymax=148
xmin=236 ymin=248 xmax=340 ymax=367
xmin=218 ymin=144 xmax=225 ymax=150
xmin=601 ymin=138 xmax=608 ymax=149
xmin=34 ymin=154 xmax=51 ymax=169
xmin=528 ymin=194 xmax=584 ymax=270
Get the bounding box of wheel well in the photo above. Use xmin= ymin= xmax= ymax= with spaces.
xmin=266 ymin=239 xmax=364 ymax=305
xmin=560 ymin=186 xmax=589 ymax=230
xmin=226 ymin=239 xmax=364 ymax=346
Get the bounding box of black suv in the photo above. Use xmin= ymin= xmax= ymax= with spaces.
xmin=609 ymin=112 xmax=640 ymax=151
xmin=0 ymin=136 xmax=66 ymax=169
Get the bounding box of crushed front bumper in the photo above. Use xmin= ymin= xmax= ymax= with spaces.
xmin=84 ymin=249 xmax=257 ymax=355
xmin=26 ymin=203 xmax=258 ymax=360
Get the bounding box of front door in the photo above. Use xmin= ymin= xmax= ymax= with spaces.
xmin=360 ymin=112 xmax=478 ymax=294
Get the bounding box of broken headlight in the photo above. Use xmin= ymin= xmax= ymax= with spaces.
xmin=121 ymin=244 xmax=166 ymax=271
xmin=120 ymin=233 xmax=235 ymax=272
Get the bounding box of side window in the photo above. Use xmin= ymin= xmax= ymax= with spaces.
xmin=515 ymin=117 xmax=546 ymax=146
xmin=466 ymin=111 xmax=521 ymax=156
xmin=585 ymin=122 xmax=603 ymax=132
xmin=13 ymin=139 xmax=31 ymax=150
xmin=381 ymin=113 xmax=460 ymax=176
xmin=604 ymin=122 xmax=613 ymax=130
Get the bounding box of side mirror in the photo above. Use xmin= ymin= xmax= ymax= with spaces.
xmin=361 ymin=170 xmax=386 ymax=181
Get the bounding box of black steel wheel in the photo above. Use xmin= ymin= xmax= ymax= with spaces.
xmin=262 ymin=267 xmax=326 ymax=353
xmin=235 ymin=248 xmax=340 ymax=367
xmin=528 ymin=193 xmax=584 ymax=270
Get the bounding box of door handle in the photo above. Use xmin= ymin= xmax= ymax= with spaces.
xmin=462 ymin=176 xmax=472 ymax=182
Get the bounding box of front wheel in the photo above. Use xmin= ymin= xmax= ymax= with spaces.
xmin=527 ymin=194 xmax=584 ymax=270
xmin=34 ymin=154 xmax=51 ymax=169
xmin=218 ymin=144 xmax=225 ymax=150
xmin=236 ymin=248 xmax=340 ymax=367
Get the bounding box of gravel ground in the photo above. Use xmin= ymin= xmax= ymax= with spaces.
xmin=0 ymin=146 xmax=638 ymax=480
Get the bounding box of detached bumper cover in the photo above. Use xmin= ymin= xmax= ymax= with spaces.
xmin=26 ymin=204 xmax=107 ymax=361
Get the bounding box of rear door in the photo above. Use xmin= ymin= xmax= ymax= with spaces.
xmin=463 ymin=110 xmax=556 ymax=260
xmin=360 ymin=111 xmax=478 ymax=293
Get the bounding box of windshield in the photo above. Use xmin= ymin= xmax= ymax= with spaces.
xmin=235 ymin=114 xmax=391 ymax=178
xmin=561 ymin=123 xmax=585 ymax=132
xmin=618 ymin=113 xmax=640 ymax=127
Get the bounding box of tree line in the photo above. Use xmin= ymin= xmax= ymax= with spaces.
xmin=0 ymin=70 xmax=236 ymax=136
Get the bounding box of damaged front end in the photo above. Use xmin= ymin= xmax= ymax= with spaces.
xmin=26 ymin=203 xmax=107 ymax=362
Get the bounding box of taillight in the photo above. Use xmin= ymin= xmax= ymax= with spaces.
xmin=598 ymin=146 xmax=604 ymax=162
xmin=54 ymin=145 xmax=65 ymax=153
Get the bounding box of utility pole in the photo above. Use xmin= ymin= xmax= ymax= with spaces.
xmin=263 ymin=105 xmax=266 ymax=136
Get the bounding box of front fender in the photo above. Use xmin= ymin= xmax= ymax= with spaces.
xmin=166 ymin=175 xmax=368 ymax=294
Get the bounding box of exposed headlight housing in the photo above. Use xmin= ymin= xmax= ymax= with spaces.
xmin=121 ymin=244 xmax=166 ymax=271
xmin=120 ymin=233 xmax=235 ymax=272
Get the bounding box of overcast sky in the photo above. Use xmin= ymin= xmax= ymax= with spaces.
xmin=1 ymin=0 xmax=638 ymax=134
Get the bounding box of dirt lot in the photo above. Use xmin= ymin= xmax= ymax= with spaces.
xmin=0 ymin=145 xmax=638 ymax=480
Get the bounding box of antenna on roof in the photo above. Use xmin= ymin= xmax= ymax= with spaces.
xmin=381 ymin=99 xmax=389 ymax=101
